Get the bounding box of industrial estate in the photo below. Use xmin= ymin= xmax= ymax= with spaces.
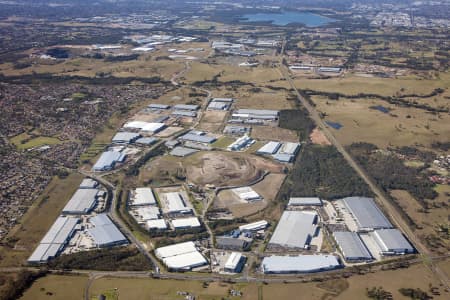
xmin=0 ymin=0 xmax=449 ymax=299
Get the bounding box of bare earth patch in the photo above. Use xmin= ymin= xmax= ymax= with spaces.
xmin=251 ymin=125 xmax=298 ymax=142
xmin=310 ymin=127 xmax=331 ymax=145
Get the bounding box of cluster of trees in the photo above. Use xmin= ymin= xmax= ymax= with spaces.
xmin=278 ymin=109 xmax=315 ymax=140
xmin=279 ymin=145 xmax=372 ymax=200
xmin=398 ymin=288 xmax=433 ymax=300
xmin=0 ymin=269 xmax=48 ymax=300
xmin=366 ymin=287 xmax=393 ymax=300
xmin=348 ymin=143 xmax=437 ymax=201
xmin=48 ymin=247 xmax=151 ymax=271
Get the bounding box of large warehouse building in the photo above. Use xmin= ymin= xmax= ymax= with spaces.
xmin=155 ymin=241 xmax=207 ymax=271
xmin=92 ymin=150 xmax=125 ymax=172
xmin=239 ymin=220 xmax=268 ymax=232
xmin=224 ymin=252 xmax=246 ymax=273
xmin=268 ymin=211 xmax=318 ymax=250
xmin=341 ymin=197 xmax=393 ymax=231
xmin=62 ymin=188 xmax=99 ymax=215
xmin=87 ymin=214 xmax=128 ymax=248
xmin=232 ymin=186 xmax=262 ymax=202
xmin=261 ymin=255 xmax=341 ymax=274
xmin=130 ymin=187 xmax=157 ymax=206
xmin=370 ymin=229 xmax=415 ymax=255
xmin=163 ymin=192 xmax=192 ymax=215
xmin=28 ymin=216 xmax=80 ymax=264
xmin=288 ymin=197 xmax=322 ymax=207
xmin=333 ymin=231 xmax=373 ymax=262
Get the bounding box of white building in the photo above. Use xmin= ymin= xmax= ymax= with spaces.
xmin=224 ymin=252 xmax=246 ymax=273
xmin=171 ymin=217 xmax=201 ymax=229
xmin=130 ymin=188 xmax=157 ymax=206
xmin=155 ymin=241 xmax=207 ymax=271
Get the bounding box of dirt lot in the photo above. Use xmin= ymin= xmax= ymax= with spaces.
xmin=250 ymin=125 xmax=299 ymax=142
xmin=197 ymin=110 xmax=228 ymax=133
xmin=185 ymin=151 xmax=283 ymax=187
xmin=154 ymin=126 xmax=184 ymax=137
xmin=310 ymin=127 xmax=331 ymax=145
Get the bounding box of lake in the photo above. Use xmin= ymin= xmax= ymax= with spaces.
xmin=240 ymin=11 xmax=335 ymax=27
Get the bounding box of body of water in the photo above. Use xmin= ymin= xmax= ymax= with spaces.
xmin=240 ymin=11 xmax=335 ymax=27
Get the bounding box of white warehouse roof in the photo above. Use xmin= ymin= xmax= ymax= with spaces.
xmin=133 ymin=206 xmax=160 ymax=221
xmin=112 ymin=132 xmax=140 ymax=144
xmin=333 ymin=231 xmax=372 ymax=261
xmin=163 ymin=251 xmax=207 ymax=271
xmin=92 ymin=150 xmax=124 ymax=171
xmin=79 ymin=178 xmax=98 ymax=189
xmin=239 ymin=220 xmax=268 ymax=232
xmin=342 ymin=197 xmax=393 ymax=231
xmin=130 ymin=188 xmax=157 ymax=206
xmin=288 ymin=197 xmax=323 ymax=206
xmin=123 ymin=121 xmax=149 ymax=129
xmin=88 ymin=214 xmax=127 ymax=248
xmin=257 ymin=141 xmax=281 ymax=155
xmin=147 ymin=219 xmax=167 ymax=230
xmin=225 ymin=252 xmax=243 ymax=270
xmin=232 ymin=187 xmax=261 ymax=201
xmin=261 ymin=255 xmax=341 ymax=274
xmin=172 ymin=217 xmax=201 ymax=229
xmin=370 ymin=229 xmax=415 ymax=255
xmin=268 ymin=211 xmax=317 ymax=249
xmin=62 ymin=188 xmax=99 ymax=215
xmin=277 ymin=142 xmax=300 ymax=155
xmin=141 ymin=122 xmax=166 ymax=133
xmin=155 ymin=241 xmax=198 ymax=259
xmin=164 ymin=192 xmax=191 ymax=214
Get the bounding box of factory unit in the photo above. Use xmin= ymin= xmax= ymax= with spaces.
xmin=162 ymin=192 xmax=192 ymax=216
xmin=179 ymin=132 xmax=217 ymax=144
xmin=232 ymin=186 xmax=262 ymax=202
xmin=111 ymin=132 xmax=141 ymax=144
xmin=131 ymin=206 xmax=161 ymax=222
xmin=268 ymin=211 xmax=318 ymax=250
xmin=227 ymin=135 xmax=254 ymax=151
xmin=147 ymin=219 xmax=168 ymax=230
xmin=148 ymin=103 xmax=170 ymax=110
xmin=333 ymin=231 xmax=373 ymax=262
xmin=171 ymin=217 xmax=201 ymax=229
xmin=123 ymin=121 xmax=149 ymax=130
xmin=28 ymin=216 xmax=80 ymax=264
xmin=62 ymin=188 xmax=100 ymax=215
xmin=207 ymin=98 xmax=234 ymax=111
xmin=92 ymin=150 xmax=125 ymax=172
xmin=224 ymin=252 xmax=246 ymax=273
xmin=141 ymin=123 xmax=166 ymax=134
xmin=341 ymin=197 xmax=393 ymax=231
xmin=256 ymin=141 xmax=282 ymax=155
xmin=261 ymin=255 xmax=341 ymax=274
xmin=170 ymin=146 xmax=199 ymax=157
xmin=135 ymin=137 xmax=158 ymax=146
xmin=87 ymin=214 xmax=128 ymax=248
xmin=272 ymin=142 xmax=301 ymax=163
xmin=318 ymin=67 xmax=342 ymax=73
xmin=288 ymin=197 xmax=323 ymax=207
xmin=370 ymin=229 xmax=415 ymax=255
xmin=223 ymin=125 xmax=250 ymax=136
xmin=155 ymin=241 xmax=208 ymax=271
xmin=79 ymin=178 xmax=98 ymax=189
xmin=129 ymin=188 xmax=157 ymax=206
xmin=216 ymin=236 xmax=252 ymax=251
xmin=239 ymin=220 xmax=268 ymax=232
xmin=173 ymin=104 xmax=199 ymax=111
xmin=171 ymin=110 xmax=197 ymax=117
xmin=232 ymin=109 xmax=279 ymax=121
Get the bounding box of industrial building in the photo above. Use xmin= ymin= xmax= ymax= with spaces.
xmin=216 ymin=236 xmax=251 ymax=251
xmin=155 ymin=241 xmax=208 ymax=271
xmin=130 ymin=188 xmax=157 ymax=206
xmin=92 ymin=150 xmax=125 ymax=171
xmin=318 ymin=67 xmax=342 ymax=73
xmin=62 ymin=188 xmax=99 ymax=215
xmin=268 ymin=211 xmax=318 ymax=250
xmin=135 ymin=137 xmax=158 ymax=146
xmin=28 ymin=216 xmax=80 ymax=264
xmin=232 ymin=109 xmax=279 ymax=121
xmin=148 ymin=103 xmax=170 ymax=110
xmin=227 ymin=135 xmax=254 ymax=151
xmin=87 ymin=214 xmax=128 ymax=248
xmin=272 ymin=153 xmax=294 ymax=163
xmin=163 ymin=192 xmax=192 ymax=215
xmin=111 ymin=132 xmax=141 ymax=144
xmin=223 ymin=125 xmax=250 ymax=136
xmin=333 ymin=231 xmax=373 ymax=262
xmin=123 ymin=121 xmax=149 ymax=129
xmin=341 ymin=197 xmax=393 ymax=231
xmin=147 ymin=219 xmax=167 ymax=230
xmin=257 ymin=141 xmax=281 ymax=155
xmin=165 ymin=139 xmax=181 ymax=149
xmin=224 ymin=252 xmax=246 ymax=273
xmin=173 ymin=104 xmax=199 ymax=111
xmin=132 ymin=206 xmax=161 ymax=222
xmin=171 ymin=217 xmax=201 ymax=229
xmin=232 ymin=187 xmax=262 ymax=201
xmin=370 ymin=229 xmax=415 ymax=255
xmin=141 ymin=123 xmax=166 ymax=134
xmin=179 ymin=132 xmax=217 ymax=144
xmin=170 ymin=146 xmax=199 ymax=157
xmin=79 ymin=178 xmax=98 ymax=189
xmin=239 ymin=220 xmax=268 ymax=232
xmin=207 ymin=98 xmax=234 ymax=111
xmin=288 ymin=197 xmax=323 ymax=207
xmin=261 ymin=255 xmax=341 ymax=274
xmin=171 ymin=110 xmax=197 ymax=118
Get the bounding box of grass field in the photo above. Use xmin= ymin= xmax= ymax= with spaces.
xmin=10 ymin=133 xmax=62 ymax=150
xmin=19 ymin=274 xmax=87 ymax=300
xmin=0 ymin=172 xmax=84 ymax=267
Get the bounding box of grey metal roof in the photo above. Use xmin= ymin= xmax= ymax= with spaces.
xmin=272 ymin=153 xmax=294 ymax=163
xmin=216 ymin=237 xmax=249 ymax=250
xmin=208 ymin=101 xmax=230 ymax=110
xmin=170 ymin=146 xmax=199 ymax=157
xmin=92 ymin=150 xmax=122 ymax=171
xmin=288 ymin=197 xmax=322 ymax=206
xmin=342 ymin=197 xmax=393 ymax=231
xmin=171 ymin=110 xmax=197 ymax=117
xmin=62 ymin=188 xmax=99 ymax=214
xmin=268 ymin=211 xmax=317 ymax=249
xmin=262 ymin=255 xmax=341 ymax=274
xmin=135 ymin=137 xmax=158 ymax=145
xmin=277 ymin=142 xmax=300 ymax=155
xmin=371 ymin=229 xmax=414 ymax=253
xmin=333 ymin=231 xmax=372 ymax=261
xmin=148 ymin=103 xmax=170 ymax=109
xmin=112 ymin=132 xmax=140 ymax=143
xmin=79 ymin=178 xmax=98 ymax=189
xmin=211 ymin=97 xmax=234 ymax=102
xmin=173 ymin=104 xmax=199 ymax=111
xmin=257 ymin=141 xmax=281 ymax=154
xmin=236 ymin=109 xmax=279 ymax=116
xmin=88 ymin=214 xmax=127 ymax=247
xmin=179 ymin=133 xmax=216 ymax=144
xmin=152 ymin=115 xmax=169 ymax=123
